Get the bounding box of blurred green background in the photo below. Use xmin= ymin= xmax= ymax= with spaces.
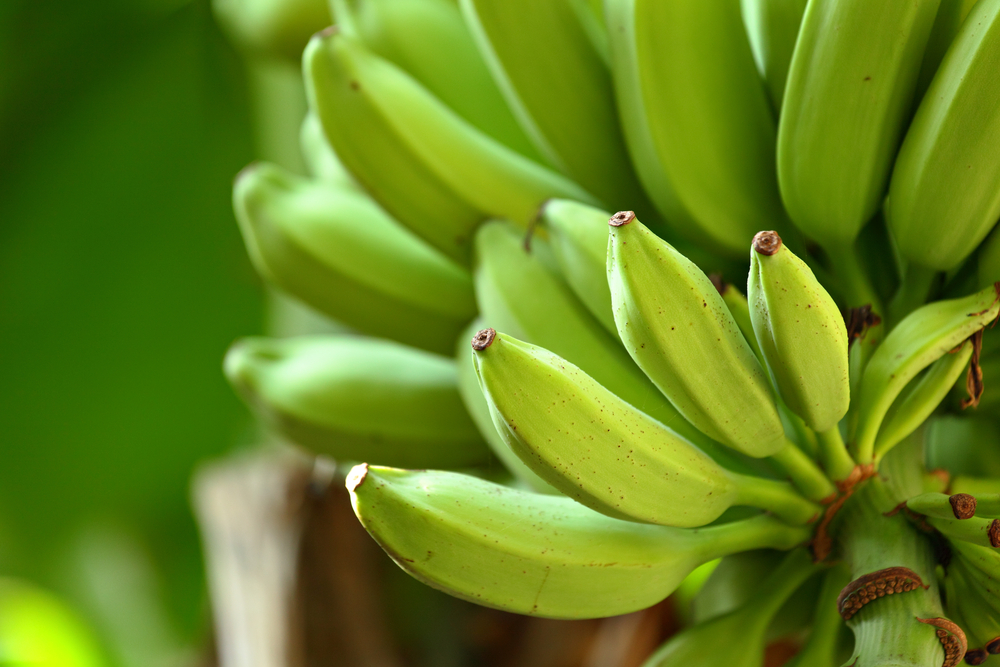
xmin=0 ymin=0 xmax=265 ymax=662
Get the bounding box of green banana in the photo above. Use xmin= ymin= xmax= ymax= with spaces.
xmin=945 ymin=559 xmax=1000 ymax=658
xmin=747 ymin=230 xmax=850 ymax=433
xmin=605 ymin=0 xmax=788 ymax=257
xmin=886 ymin=0 xmax=1000 ymax=271
xmin=453 ymin=321 xmax=557 ymax=494
xmin=874 ymin=341 xmax=973 ymax=456
xmin=328 ymin=0 xmax=541 ymax=162
xmin=213 ymin=0 xmax=331 ymax=60
xmin=346 ymin=465 xmax=811 ymax=619
xmin=777 ymin=0 xmax=942 ymax=249
xmin=607 ymin=212 xmax=785 ymax=457
xmin=740 ymin=0 xmax=808 ymax=111
xmin=970 ymin=495 xmax=1000 ymax=518
xmin=232 ymin=161 xmax=475 ymax=354
xmin=642 ymin=548 xmax=817 ymax=667
xmin=458 ymin=0 xmax=653 ymax=213
xmin=298 ymin=112 xmax=358 ymax=188
xmin=302 ymin=29 xmax=595 ymax=263
xmin=225 ymin=335 xmax=491 ymax=468
xmin=927 ymin=515 xmax=1000 ymax=549
xmin=906 ymin=491 xmax=979 ymax=520
xmin=915 ymin=0 xmax=981 ymax=99
xmin=853 ymin=284 xmax=1000 ymax=463
xmin=471 ymin=329 xmax=820 ymax=527
xmin=782 ymin=565 xmax=853 ymax=667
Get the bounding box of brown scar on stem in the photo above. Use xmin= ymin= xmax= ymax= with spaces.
xmin=962 ymin=330 xmax=984 ymax=409
xmin=917 ymin=617 xmax=967 ymax=667
xmin=965 ymin=648 xmax=989 ymax=665
xmin=836 ymin=567 xmax=927 ymax=620
xmin=950 ymin=494 xmax=977 ymax=520
xmin=989 ymin=519 xmax=1000 ymax=548
xmin=345 ymin=463 xmax=369 ymax=492
xmin=811 ymin=465 xmax=876 ymax=562
xmin=985 ymin=636 xmax=1000 ymax=653
xmin=472 ymin=328 xmax=496 ymax=351
xmin=844 ymin=305 xmax=882 ymax=350
xmin=752 ymin=230 xmax=782 ymax=256
xmin=609 ymin=210 xmax=635 ymax=227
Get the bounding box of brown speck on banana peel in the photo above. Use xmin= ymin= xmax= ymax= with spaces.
xmin=609 ymin=210 xmax=635 ymax=227
xmin=837 ymin=567 xmax=928 ymax=620
xmin=708 ymin=273 xmax=728 ymax=296
xmin=346 ymin=463 xmax=369 ymax=492
xmin=949 ymin=494 xmax=978 ymax=520
xmin=965 ymin=648 xmax=989 ymax=664
xmin=917 ymin=618 xmax=967 ymax=667
xmin=752 ymin=230 xmax=782 ymax=256
xmin=962 ymin=330 xmax=984 ymax=409
xmin=844 ymin=305 xmax=882 ymax=350
xmin=472 ymin=328 xmax=496 ymax=351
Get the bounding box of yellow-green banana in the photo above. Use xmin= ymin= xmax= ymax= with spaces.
xmin=915 ymin=0 xmax=981 ymax=98
xmin=232 ymin=161 xmax=475 ymax=354
xmin=740 ymin=0 xmax=808 ymax=111
xmin=458 ymin=0 xmax=653 ymax=214
xmin=853 ymin=284 xmax=1000 ymax=463
xmin=471 ymin=330 xmax=820 ymax=527
xmin=328 ymin=0 xmax=541 ymax=162
xmin=607 ymin=212 xmax=785 ymax=458
xmin=302 ymin=29 xmax=595 ymax=262
xmin=453 ymin=321 xmax=557 ymax=494
xmin=224 ymin=336 xmax=491 ymax=468
xmin=347 ymin=465 xmax=811 ymax=619
xmin=643 ymin=548 xmax=817 ymax=667
xmin=778 ymin=0 xmax=942 ymax=249
xmin=605 ymin=0 xmax=787 ymax=257
xmin=747 ymin=230 xmax=850 ymax=433
xmin=886 ymin=0 xmax=1000 ymax=271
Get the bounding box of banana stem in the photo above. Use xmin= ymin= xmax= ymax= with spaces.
xmin=730 ymin=474 xmax=822 ymax=525
xmin=690 ymin=514 xmax=813 ymax=564
xmin=770 ymin=440 xmax=837 ymax=502
xmin=816 ymin=426 xmax=857 ymax=482
xmin=887 ymin=264 xmax=937 ymax=330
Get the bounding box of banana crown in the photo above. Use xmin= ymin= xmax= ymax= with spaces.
xmin=607 ymin=212 xmax=786 ymax=457
xmin=748 ymin=230 xmax=850 ymax=433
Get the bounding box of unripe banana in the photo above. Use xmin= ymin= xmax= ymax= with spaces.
xmin=915 ymin=0 xmax=981 ymax=98
xmin=747 ymin=230 xmax=850 ymax=433
xmin=346 ymin=465 xmax=812 ymax=619
xmin=927 ymin=515 xmax=1000 ymax=549
xmin=853 ymin=284 xmax=1000 ymax=463
xmin=328 ymin=0 xmax=541 ymax=162
xmin=232 ymin=162 xmax=475 ymax=354
xmin=643 ymin=548 xmax=817 ymax=667
xmin=471 ymin=329 xmax=820 ymax=527
xmin=886 ymin=0 xmax=1000 ymax=271
xmin=740 ymin=0 xmax=808 ymax=110
xmin=302 ymin=29 xmax=595 ymax=263
xmin=607 ymin=212 xmax=785 ymax=458
xmin=777 ymin=0 xmax=941 ymax=248
xmin=298 ymin=112 xmax=358 ymax=189
xmin=906 ymin=492 xmax=979 ymax=520
xmin=213 ymin=0 xmax=331 ymax=60
xmin=224 ymin=336 xmax=491 ymax=468
xmin=454 ymin=321 xmax=557 ymax=494
xmin=970 ymin=495 xmax=1000 ymax=518
xmin=458 ymin=0 xmax=654 ymax=214
xmin=605 ymin=0 xmax=788 ymax=257
xmin=943 ymin=560 xmax=1000 ymax=658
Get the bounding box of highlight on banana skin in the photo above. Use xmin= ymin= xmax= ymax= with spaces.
xmin=197 ymin=0 xmax=1000 ymax=665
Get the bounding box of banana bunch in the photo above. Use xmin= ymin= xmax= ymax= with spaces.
xmin=215 ymin=0 xmax=1000 ymax=662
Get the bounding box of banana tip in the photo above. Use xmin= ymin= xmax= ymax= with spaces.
xmin=471 ymin=328 xmax=496 ymax=351
xmin=752 ymin=231 xmax=782 ymax=256
xmin=990 ymin=519 xmax=1000 ymax=548
xmin=609 ymin=211 xmax=635 ymax=227
xmin=949 ymin=493 xmax=976 ymax=520
xmin=346 ymin=463 xmax=369 ymax=492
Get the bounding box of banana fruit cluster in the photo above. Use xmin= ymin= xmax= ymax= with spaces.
xmin=216 ymin=0 xmax=1000 ymax=664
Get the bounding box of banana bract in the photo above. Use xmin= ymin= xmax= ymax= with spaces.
xmin=605 ymin=0 xmax=787 ymax=257
xmin=778 ymin=0 xmax=941 ymax=248
xmin=887 ymin=0 xmax=1000 ymax=271
xmin=347 ymin=465 xmax=811 ymax=619
xmin=472 ymin=330 xmax=820 ymax=526
xmin=232 ymin=162 xmax=475 ymax=354
xmin=224 ymin=336 xmax=491 ymax=468
xmin=748 ymin=231 xmax=850 ymax=432
xmin=607 ymin=212 xmax=786 ymax=457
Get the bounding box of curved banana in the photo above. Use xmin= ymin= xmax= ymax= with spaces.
xmin=747 ymin=230 xmax=850 ymax=433
xmin=607 ymin=212 xmax=785 ymax=457
xmin=302 ymin=29 xmax=595 ymax=263
xmin=740 ymin=0 xmax=808 ymax=110
xmin=472 ymin=329 xmax=820 ymax=527
xmin=777 ymin=0 xmax=941 ymax=248
xmin=232 ymin=161 xmax=475 ymax=354
xmin=944 ymin=560 xmax=1000 ymax=658
xmin=643 ymin=548 xmax=817 ymax=667
xmin=915 ymin=0 xmax=981 ymax=98
xmin=347 ymin=465 xmax=811 ymax=619
xmin=853 ymin=284 xmax=1000 ymax=463
xmin=887 ymin=0 xmax=1000 ymax=271
xmin=927 ymin=515 xmax=1000 ymax=549
xmin=605 ymin=0 xmax=787 ymax=257
xmin=224 ymin=336 xmax=491 ymax=468
xmin=453 ymin=321 xmax=557 ymax=494
xmin=328 ymin=0 xmax=541 ymax=162
xmin=458 ymin=0 xmax=653 ymax=213
xmin=906 ymin=491 xmax=978 ymax=520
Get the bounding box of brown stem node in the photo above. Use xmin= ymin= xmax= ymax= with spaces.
xmin=471 ymin=328 xmax=496 ymax=351
xmin=950 ymin=494 xmax=977 ymax=520
xmin=609 ymin=211 xmax=635 ymax=227
xmin=752 ymin=231 xmax=782 ymax=256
